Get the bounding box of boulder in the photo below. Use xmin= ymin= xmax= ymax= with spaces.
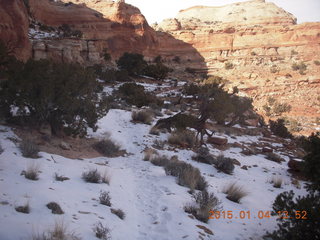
xmin=207 ymin=136 xmax=228 ymax=145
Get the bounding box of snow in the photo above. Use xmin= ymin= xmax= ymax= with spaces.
xmin=0 ymin=83 xmax=308 ymax=240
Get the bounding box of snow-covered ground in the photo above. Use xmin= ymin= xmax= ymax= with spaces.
xmin=0 ymin=84 xmax=307 ymax=240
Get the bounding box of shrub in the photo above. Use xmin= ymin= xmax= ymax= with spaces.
xmin=93 ymin=222 xmax=111 ymax=240
xmin=82 ymin=169 xmax=101 ymax=183
xmin=168 ymin=129 xmax=196 ymax=148
xmin=273 ymin=103 xmax=292 ymax=116
xmin=291 ymin=62 xmax=307 ymax=72
xmin=164 ymin=160 xmax=207 ymax=191
xmin=20 ymin=140 xmax=39 ymax=158
xmin=214 ymin=155 xmax=235 ymax=174
xmin=184 ymin=190 xmax=221 ymax=223
xmin=192 ymin=147 xmax=214 ymax=164
xmin=118 ymin=83 xmax=162 ymax=108
xmin=265 ymin=190 xmax=320 ymax=240
xmin=46 ymin=202 xmax=64 ymax=214
xmin=93 ymin=138 xmax=121 ymax=157
xmin=32 ymin=220 xmax=81 ymax=240
xmin=99 ymin=191 xmax=111 ymax=207
xmin=54 ymin=173 xmax=70 ymax=182
xmin=314 ymin=60 xmax=320 ymax=66
xmin=0 ymin=143 xmax=3 ymax=155
xmin=269 ymin=119 xmax=293 ymax=138
xmin=15 ymin=202 xmax=30 ymax=214
xmin=223 ymin=182 xmax=248 ymax=203
xmin=150 ymin=155 xmax=170 ymax=167
xmin=183 ymin=83 xmax=201 ymax=96
xmin=271 ymin=176 xmax=283 ymax=188
xmin=131 ymin=110 xmax=153 ymax=124
xmin=224 ymin=62 xmax=234 ymax=70
xmin=265 ymin=152 xmax=285 ymax=163
xmin=23 ymin=162 xmax=40 ymax=180
xmin=111 ymin=208 xmax=125 ymax=220
xmin=172 ymin=56 xmax=180 ymax=63
xmin=144 ymin=63 xmax=171 ymax=80
xmin=117 ymin=52 xmax=147 ymax=76
xmin=0 ymin=59 xmax=108 ymax=137
xmin=301 ymin=132 xmax=320 ymax=191
xmin=101 ymin=170 xmax=110 ymax=185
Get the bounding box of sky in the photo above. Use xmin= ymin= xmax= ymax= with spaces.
xmin=125 ymin=0 xmax=320 ymax=24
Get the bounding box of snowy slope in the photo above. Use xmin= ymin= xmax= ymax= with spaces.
xmin=0 ymin=87 xmax=307 ymax=240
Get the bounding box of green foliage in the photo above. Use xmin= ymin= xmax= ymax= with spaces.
xmin=118 ymin=83 xmax=162 ymax=108
xmin=265 ymin=190 xmax=320 ymax=239
xmin=58 ymin=24 xmax=83 ymax=38
xmin=224 ymin=62 xmax=234 ymax=70
xmin=0 ymin=59 xmax=108 ymax=136
xmin=263 ymin=97 xmax=291 ymax=117
xmin=144 ymin=63 xmax=171 ymax=80
xmin=103 ymin=48 xmax=111 ymax=62
xmin=292 ymin=62 xmax=307 ymax=74
xmin=269 ymin=119 xmax=293 ymax=139
xmin=117 ymin=52 xmax=147 ymax=76
xmin=301 ymin=132 xmax=320 ymax=191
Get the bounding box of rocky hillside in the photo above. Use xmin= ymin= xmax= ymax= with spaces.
xmin=153 ymin=0 xmax=320 ymax=134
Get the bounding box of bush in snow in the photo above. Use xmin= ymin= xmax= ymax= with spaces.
xmin=111 ymin=208 xmax=125 ymax=220
xmin=192 ymin=147 xmax=214 ymax=164
xmin=15 ymin=202 xmax=30 ymax=214
xmin=22 ymin=162 xmax=40 ymax=181
xmin=184 ymin=190 xmax=221 ymax=223
xmin=93 ymin=221 xmax=111 ymax=240
xmin=54 ymin=173 xmax=70 ymax=182
xmin=32 ymin=220 xmax=81 ymax=240
xmin=20 ymin=140 xmax=39 ymax=159
xmin=223 ymin=182 xmax=248 ymax=203
xmin=131 ymin=110 xmax=154 ymax=125
xmin=265 ymin=152 xmax=284 ymax=163
xmin=82 ymin=169 xmax=102 ymax=183
xmin=99 ymin=191 xmax=111 ymax=207
xmin=93 ymin=138 xmax=121 ymax=157
xmin=0 ymin=58 xmax=108 ymax=137
xmin=168 ymin=129 xmax=196 ymax=149
xmin=213 ymin=154 xmax=235 ymax=174
xmin=150 ymin=155 xmax=170 ymax=167
xmin=46 ymin=202 xmax=64 ymax=215
xmin=270 ymin=176 xmax=283 ymax=188
xmin=0 ymin=143 xmax=3 ymax=155
xmin=165 ymin=159 xmax=207 ymax=191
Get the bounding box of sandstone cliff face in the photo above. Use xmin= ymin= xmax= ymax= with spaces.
xmin=0 ymin=0 xmax=31 ymax=60
xmin=154 ymin=0 xmax=320 ymax=133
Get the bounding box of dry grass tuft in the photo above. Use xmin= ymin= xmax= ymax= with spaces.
xmin=23 ymin=162 xmax=40 ymax=181
xmin=270 ymin=176 xmax=283 ymax=188
xmin=223 ymin=182 xmax=248 ymax=203
xmin=15 ymin=202 xmax=30 ymax=214
xmin=99 ymin=191 xmax=111 ymax=207
xmin=168 ymin=129 xmax=196 ymax=148
xmin=93 ymin=222 xmax=111 ymax=240
xmin=20 ymin=140 xmax=39 ymax=158
xmin=131 ymin=110 xmax=154 ymax=124
xmin=93 ymin=138 xmax=121 ymax=157
xmin=111 ymin=208 xmax=125 ymax=220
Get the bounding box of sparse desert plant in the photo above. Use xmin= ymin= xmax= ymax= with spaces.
xmin=225 ymin=62 xmax=234 ymax=70
xmin=269 ymin=119 xmax=293 ymax=139
xmin=101 ymin=170 xmax=110 ymax=184
xmin=223 ymin=182 xmax=248 ymax=203
xmin=23 ymin=162 xmax=40 ymax=180
xmin=93 ymin=138 xmax=121 ymax=157
xmin=15 ymin=202 xmax=30 ymax=214
xmin=271 ymin=176 xmax=283 ymax=188
xmin=32 ymin=220 xmax=81 ymax=240
xmin=184 ymin=190 xmax=221 ymax=223
xmin=82 ymin=169 xmax=101 ymax=183
xmin=20 ymin=140 xmax=39 ymax=158
xmin=93 ymin=222 xmax=111 ymax=240
xmin=46 ymin=202 xmax=64 ymax=214
xmin=265 ymin=152 xmax=285 ymax=163
xmin=291 ymin=62 xmax=307 ymax=73
xmin=214 ymin=155 xmax=235 ymax=174
xmin=99 ymin=191 xmax=111 ymax=207
xmin=111 ymin=208 xmax=125 ymax=220
xmin=152 ymin=139 xmax=165 ymax=150
xmin=168 ymin=129 xmax=196 ymax=148
xmin=192 ymin=147 xmax=214 ymax=164
xmin=165 ymin=160 xmax=207 ymax=191
xmin=131 ymin=110 xmax=153 ymax=124
xmin=0 ymin=143 xmax=3 ymax=154
xmin=150 ymin=155 xmax=170 ymax=167
xmin=54 ymin=173 xmax=70 ymax=181
xmin=314 ymin=60 xmax=320 ymax=66
xmin=143 ymin=148 xmax=158 ymax=161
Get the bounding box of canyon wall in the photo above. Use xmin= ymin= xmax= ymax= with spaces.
xmin=154 ymin=0 xmax=320 ymax=133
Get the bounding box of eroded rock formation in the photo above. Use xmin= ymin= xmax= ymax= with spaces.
xmin=154 ymin=0 xmax=320 ymax=133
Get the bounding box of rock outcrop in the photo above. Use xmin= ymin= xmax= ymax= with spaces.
xmin=154 ymin=0 xmax=320 ymax=133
